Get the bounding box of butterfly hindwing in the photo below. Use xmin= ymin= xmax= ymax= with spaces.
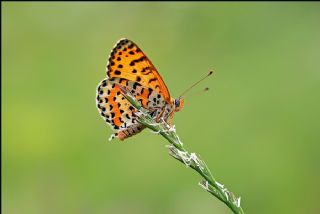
xmin=96 ymin=77 xmax=169 ymax=140
xmin=97 ymin=79 xmax=136 ymax=131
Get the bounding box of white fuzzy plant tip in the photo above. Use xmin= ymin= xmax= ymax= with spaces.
xmin=199 ymin=180 xmax=210 ymax=191
xmin=166 ymin=145 xmax=207 ymax=170
xmin=189 ymin=153 xmax=205 ymax=171
xmin=168 ymin=125 xmax=176 ymax=132
xmin=166 ymin=145 xmax=183 ymax=161
xmin=166 ymin=145 xmax=191 ymax=166
xmin=108 ymin=134 xmax=116 ymax=141
xmin=236 ymin=197 xmax=241 ymax=208
xmin=150 ymin=129 xmax=161 ymax=134
xmin=215 ymin=181 xmax=224 ymax=189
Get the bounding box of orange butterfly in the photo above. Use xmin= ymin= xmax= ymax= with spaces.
xmin=96 ymin=39 xmax=184 ymax=140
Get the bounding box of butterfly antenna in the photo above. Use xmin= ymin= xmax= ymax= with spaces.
xmin=182 ymin=87 xmax=210 ymax=99
xmin=179 ymin=70 xmax=214 ymax=98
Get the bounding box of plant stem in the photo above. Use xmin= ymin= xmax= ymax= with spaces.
xmin=120 ymin=86 xmax=245 ymax=214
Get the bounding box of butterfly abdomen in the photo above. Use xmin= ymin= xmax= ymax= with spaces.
xmin=117 ymin=125 xmax=145 ymax=140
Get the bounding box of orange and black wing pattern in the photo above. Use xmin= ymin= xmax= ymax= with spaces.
xmin=106 ymin=38 xmax=171 ymax=103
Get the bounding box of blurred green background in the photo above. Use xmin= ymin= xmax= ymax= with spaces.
xmin=2 ymin=2 xmax=320 ymax=214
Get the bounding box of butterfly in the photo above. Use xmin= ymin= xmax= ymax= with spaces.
xmin=96 ymin=39 xmax=184 ymax=140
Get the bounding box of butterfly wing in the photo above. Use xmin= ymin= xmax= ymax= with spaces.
xmin=106 ymin=38 xmax=171 ymax=103
xmin=97 ymin=79 xmax=137 ymax=130
xmin=96 ymin=77 xmax=168 ymax=140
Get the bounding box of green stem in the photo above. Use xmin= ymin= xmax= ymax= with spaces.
xmin=120 ymin=86 xmax=245 ymax=214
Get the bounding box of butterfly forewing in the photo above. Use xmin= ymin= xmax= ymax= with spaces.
xmin=106 ymin=38 xmax=171 ymax=103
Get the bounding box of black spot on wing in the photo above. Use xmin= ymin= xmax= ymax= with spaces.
xmin=148 ymin=78 xmax=157 ymax=84
xmin=133 ymin=82 xmax=138 ymax=90
xmin=119 ymin=78 xmax=127 ymax=85
xmin=147 ymin=88 xmax=153 ymax=98
xmin=129 ymin=56 xmax=146 ymax=66
xmin=102 ymin=80 xmax=107 ymax=87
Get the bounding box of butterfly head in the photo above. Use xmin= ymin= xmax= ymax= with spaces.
xmin=174 ymin=98 xmax=184 ymax=112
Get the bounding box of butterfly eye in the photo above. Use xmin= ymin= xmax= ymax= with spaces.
xmin=175 ymin=99 xmax=180 ymax=107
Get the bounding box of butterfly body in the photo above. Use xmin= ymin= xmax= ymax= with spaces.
xmin=96 ymin=39 xmax=184 ymax=140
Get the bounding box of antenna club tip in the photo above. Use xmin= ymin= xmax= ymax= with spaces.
xmin=204 ymin=87 xmax=209 ymax=91
xmin=208 ymin=70 xmax=214 ymax=76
